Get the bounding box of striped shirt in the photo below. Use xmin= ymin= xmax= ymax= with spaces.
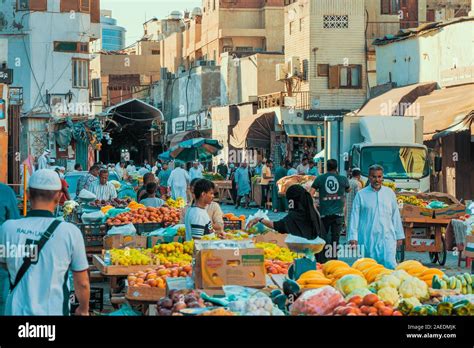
xmin=76 ymin=173 xmax=98 ymax=196
xmin=89 ymin=181 xmax=117 ymax=201
xmin=184 ymin=206 xmax=213 ymax=241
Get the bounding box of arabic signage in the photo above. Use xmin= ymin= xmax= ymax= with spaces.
xmin=303 ymin=109 xmax=350 ymax=121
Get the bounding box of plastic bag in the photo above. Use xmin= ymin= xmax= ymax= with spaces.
xmin=78 ymin=189 xmax=96 ymax=200
xmin=285 ymin=235 xmax=326 ymax=259
xmin=107 ymin=303 xmax=142 ymax=316
xmin=427 ymin=200 xmax=448 ymax=209
xmin=223 ymin=286 xmax=284 ymax=316
xmin=290 ymin=286 xmax=345 ymax=316
xmin=245 ymin=209 xmax=270 ymax=233
xmin=81 ymin=211 xmax=105 ymax=224
xmin=109 ymin=180 xmax=121 ymax=190
xmin=107 ymin=223 xmax=137 ymax=236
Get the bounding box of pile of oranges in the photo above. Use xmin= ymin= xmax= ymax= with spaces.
xmin=106 ymin=206 xmax=181 ymax=226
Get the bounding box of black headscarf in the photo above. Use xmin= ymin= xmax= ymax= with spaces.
xmin=283 ymin=184 xmax=325 ymax=239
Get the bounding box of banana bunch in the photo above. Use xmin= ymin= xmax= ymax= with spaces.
xmin=382 ymin=181 xmax=396 ymax=191
xmin=397 ymin=195 xmax=427 ymax=208
xmin=433 ymin=274 xmax=473 ymax=294
xmin=396 ymin=260 xmax=444 ymax=287
xmin=296 ymin=270 xmax=333 ymax=289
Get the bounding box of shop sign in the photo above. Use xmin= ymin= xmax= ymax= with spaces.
xmin=8 ymin=87 xmax=23 ymax=105
xmin=303 ymin=109 xmax=350 ymax=121
xmin=0 ymin=69 xmax=13 ymax=84
xmin=175 ymin=121 xmax=185 ymax=132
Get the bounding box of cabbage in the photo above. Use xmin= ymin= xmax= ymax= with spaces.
xmin=398 ymin=277 xmax=429 ymax=301
xmin=377 ymin=275 xmax=401 ymax=290
xmin=377 ymin=287 xmax=400 ymax=306
xmin=335 ymin=275 xmax=368 ymax=296
xmin=391 ymin=270 xmax=411 ymax=282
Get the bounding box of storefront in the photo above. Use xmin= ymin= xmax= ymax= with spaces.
xmin=283 ymin=123 xmax=324 ymax=165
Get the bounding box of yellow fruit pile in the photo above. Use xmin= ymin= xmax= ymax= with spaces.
xmin=396 ymin=260 xmax=444 ymax=287
xmin=382 ymin=182 xmax=396 ymax=191
xmin=110 ymin=248 xmax=156 ymax=266
xmin=352 ymin=258 xmax=393 ymax=284
xmin=255 ymin=242 xmax=300 ymax=262
xmin=322 ymin=260 xmax=366 ymax=285
xmin=202 ymin=230 xmax=250 ymax=240
xmin=177 ymin=226 xmax=185 ymax=237
xmin=397 ymin=195 xmax=426 ymax=208
xmin=166 ymin=197 xmax=186 ymax=208
xmin=128 ymin=201 xmax=145 ymax=210
xmin=151 ymin=241 xmax=194 ymax=265
xmin=296 ymin=270 xmax=333 ymax=289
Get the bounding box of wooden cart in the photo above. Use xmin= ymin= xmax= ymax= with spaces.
xmin=396 ymin=217 xmax=450 ymax=266
xmin=213 ymin=180 xmax=233 ymax=204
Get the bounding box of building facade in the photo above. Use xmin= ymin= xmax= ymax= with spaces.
xmin=0 ymin=0 xmax=101 ymax=180
xmin=100 ymin=10 xmax=126 ymax=51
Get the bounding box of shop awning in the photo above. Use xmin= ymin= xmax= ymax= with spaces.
xmin=356 ymin=82 xmax=437 ymax=116
xmin=167 ymin=129 xmax=211 ymax=148
xmin=403 ymin=84 xmax=474 ymax=140
xmin=284 ymin=124 xmax=322 ymax=138
xmin=230 ymin=112 xmax=276 ymax=149
xmin=99 ymin=98 xmax=164 ymax=122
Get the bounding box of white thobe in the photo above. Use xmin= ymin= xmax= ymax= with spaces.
xmin=168 ymin=167 xmax=190 ymax=202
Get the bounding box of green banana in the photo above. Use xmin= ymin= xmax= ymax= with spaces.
xmin=461 ymin=286 xmax=467 ymax=295
xmin=449 ymin=277 xmax=457 ymax=289
xmin=442 ymin=274 xmax=450 ymax=282
xmin=463 ymin=273 xmax=472 ymax=285
xmin=440 ymin=280 xmax=447 ymax=290
xmin=455 ymin=279 xmax=462 ymax=292
xmin=432 ymin=275 xmax=442 ymax=289
xmin=458 ymin=275 xmax=467 ymax=287
xmin=467 ymin=286 xmax=472 ymax=294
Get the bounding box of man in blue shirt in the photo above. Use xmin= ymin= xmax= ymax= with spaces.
xmin=0 ymin=183 xmax=20 ymax=315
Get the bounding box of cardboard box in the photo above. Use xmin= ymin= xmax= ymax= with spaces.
xmin=254 ymin=232 xmax=288 ymax=248
xmin=400 ymin=204 xmax=434 ymax=219
xmin=194 ymin=248 xmax=266 ymax=289
xmin=126 ymin=285 xmax=166 ymax=302
xmin=464 ymin=235 xmax=474 ymax=258
xmin=147 ymin=235 xmax=183 ymax=247
xmin=398 ymin=192 xmax=465 ymax=220
xmin=103 ymin=235 xmax=147 ymax=250
xmin=434 ymin=204 xmax=466 ymax=219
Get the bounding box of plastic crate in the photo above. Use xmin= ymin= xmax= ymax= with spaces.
xmin=134 ymin=223 xmax=163 ymax=235
xmin=70 ymin=287 xmax=104 ymax=314
xmin=79 ymin=224 xmax=108 ymax=247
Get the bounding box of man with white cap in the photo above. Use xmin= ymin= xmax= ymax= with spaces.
xmin=37 ymin=149 xmax=51 ymax=170
xmin=189 ymin=160 xmax=203 ymax=181
xmin=0 ymin=169 xmax=90 ymax=315
xmin=167 ymin=161 xmax=190 ymax=203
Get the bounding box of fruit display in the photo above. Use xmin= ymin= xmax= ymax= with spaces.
xmin=109 ymin=248 xmax=156 ymax=266
xmin=242 ymin=296 xmax=276 ymax=315
xmin=335 ymin=274 xmax=368 ymax=297
xmin=255 ymin=242 xmax=300 ymax=262
xmin=63 ymin=200 xmax=79 ymax=217
xmin=332 ymin=293 xmax=402 ymax=316
xmin=382 ymin=181 xmax=396 ymax=191
xmin=432 ymin=273 xmax=474 ymax=294
xmin=128 ymin=201 xmax=146 ymax=210
xmin=106 ymin=206 xmax=181 ymax=226
xmin=351 ymin=258 xmax=393 ymax=284
xmin=223 ymin=213 xmax=246 ymax=224
xmin=165 ymin=197 xmax=186 ymax=209
xmin=277 ymin=175 xmax=316 ymax=195
xmin=395 ymin=260 xmax=444 ymax=287
xmin=397 ymin=195 xmax=427 ymax=208
xmin=90 ymin=198 xmax=132 ymax=208
xmin=199 ymin=308 xmax=235 ymax=316
xmin=265 ymin=260 xmax=292 ymax=274
xmin=177 ymin=226 xmax=186 ymax=237
xmin=151 ymin=241 xmax=194 ymax=265
xmin=156 ymin=289 xmax=211 ymax=316
xmin=202 ymin=230 xmax=251 ymax=240
xmin=203 ymin=172 xmax=225 ymax=181
xmin=127 ymin=264 xmax=193 ymax=289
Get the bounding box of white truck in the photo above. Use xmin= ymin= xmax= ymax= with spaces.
xmin=323 ymin=116 xmax=431 ymax=192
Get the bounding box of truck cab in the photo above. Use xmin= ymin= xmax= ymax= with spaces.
xmin=325 ymin=115 xmax=431 ymax=192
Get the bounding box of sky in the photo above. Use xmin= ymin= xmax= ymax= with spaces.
xmin=101 ymin=0 xmax=202 ymax=46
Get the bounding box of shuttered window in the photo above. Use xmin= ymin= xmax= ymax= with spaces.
xmin=328 ymin=65 xmax=362 ymax=89
xmin=60 ymin=0 xmax=80 ymax=13
xmin=17 ymin=0 xmax=47 ymax=11
xmin=381 ymin=0 xmax=399 ymax=15
xmin=72 ymin=59 xmax=89 ymax=88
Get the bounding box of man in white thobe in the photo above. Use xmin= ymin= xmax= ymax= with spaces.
xmin=168 ymin=162 xmax=190 ymax=202
xmin=348 ymin=164 xmax=404 ymax=269
xmin=189 ymin=161 xmax=203 ymax=181
xmin=37 ymin=150 xmax=51 ymax=170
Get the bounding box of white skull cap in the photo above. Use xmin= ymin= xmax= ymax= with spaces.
xmin=29 ymin=169 xmax=61 ymax=190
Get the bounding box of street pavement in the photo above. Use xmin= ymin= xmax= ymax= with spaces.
xmin=220 ymin=203 xmax=466 ymax=275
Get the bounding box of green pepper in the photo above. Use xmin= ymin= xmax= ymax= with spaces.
xmin=453 ymin=303 xmax=469 ymax=316
xmin=425 ymin=305 xmax=437 ymax=316
xmin=437 ymin=302 xmax=453 ymax=316
xmin=398 ymin=300 xmax=414 ymax=315
xmin=432 ymin=275 xmax=442 ymax=289
xmin=410 ymin=306 xmax=428 ymax=316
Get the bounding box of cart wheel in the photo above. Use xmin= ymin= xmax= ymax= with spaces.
xmin=396 ymin=242 xmax=405 ymax=263
xmin=437 ymin=236 xmax=447 ymax=266
xmin=429 ymin=235 xmax=438 ymax=264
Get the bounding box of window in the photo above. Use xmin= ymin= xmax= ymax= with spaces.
xmin=323 ymin=15 xmax=349 ymax=29
xmin=151 ymin=50 xmax=160 ymax=55
xmin=91 ymin=78 xmax=101 ymax=99
xmin=223 ymin=46 xmax=233 ymax=53
xmin=289 ymin=21 xmax=295 ymax=35
xmin=80 ymin=0 xmax=90 ymax=12
xmin=381 ymin=0 xmax=400 ymax=15
xmin=54 ymin=41 xmax=89 ymax=53
xmin=17 ymin=0 xmax=47 ymax=11
xmin=235 ymin=47 xmax=253 ymax=52
xmin=73 ymin=59 xmax=89 ymax=88
xmin=318 ymin=64 xmax=329 ymax=77
xmin=328 ymin=65 xmax=362 ymax=89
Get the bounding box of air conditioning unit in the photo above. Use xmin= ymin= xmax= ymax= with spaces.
xmin=287 ymin=56 xmax=301 ymax=78
xmin=276 ymin=63 xmax=288 ymax=81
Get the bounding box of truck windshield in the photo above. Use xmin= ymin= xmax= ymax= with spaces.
xmin=360 ymin=146 xmax=429 ymax=179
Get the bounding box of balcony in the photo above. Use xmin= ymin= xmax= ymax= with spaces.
xmin=258 ymin=91 xmax=310 ymax=110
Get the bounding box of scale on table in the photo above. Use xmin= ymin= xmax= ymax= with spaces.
xmin=286 ymin=241 xmax=325 ymax=280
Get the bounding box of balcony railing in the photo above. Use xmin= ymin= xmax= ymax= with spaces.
xmin=258 ymin=91 xmax=310 ymax=110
